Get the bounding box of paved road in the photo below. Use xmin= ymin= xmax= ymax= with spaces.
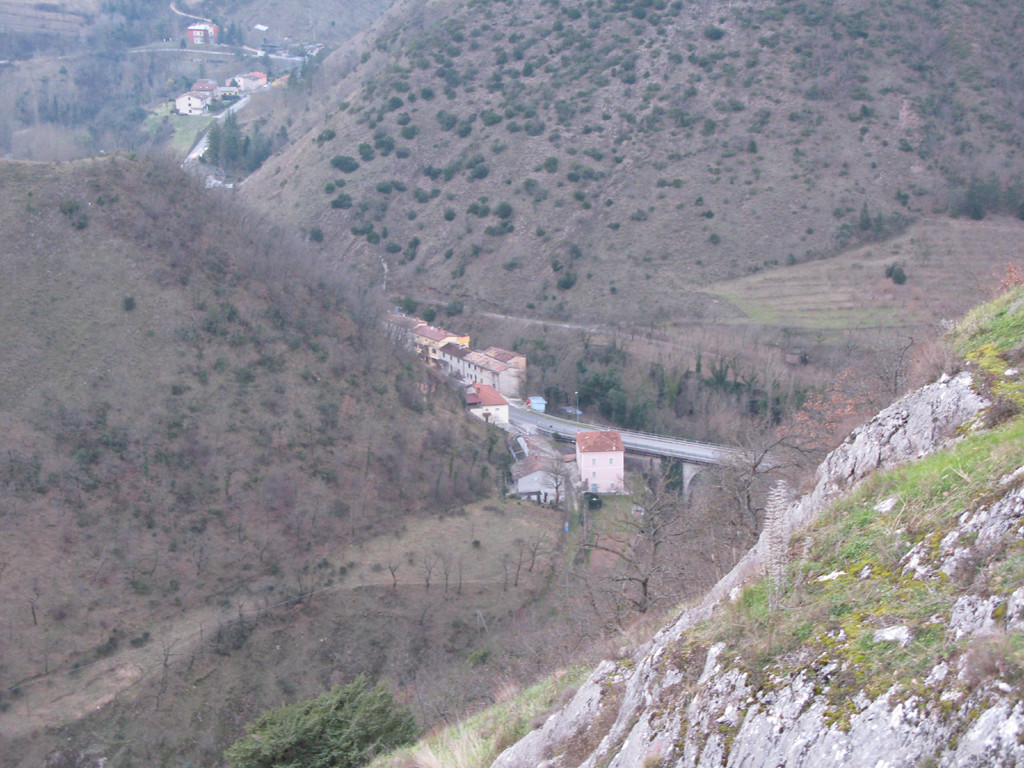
xmin=184 ymin=94 xmax=251 ymax=164
xmin=509 ymin=405 xmax=740 ymax=466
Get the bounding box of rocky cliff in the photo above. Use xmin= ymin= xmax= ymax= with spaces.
xmin=492 ymin=369 xmax=1024 ymax=767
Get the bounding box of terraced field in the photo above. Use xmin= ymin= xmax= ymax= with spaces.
xmin=707 ymin=216 xmax=1024 ymax=332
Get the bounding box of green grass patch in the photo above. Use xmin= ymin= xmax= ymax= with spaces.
xmin=143 ymin=103 xmax=216 ymax=158
xmin=952 ymin=285 xmax=1024 ymax=354
xmin=696 ymin=412 xmax=1024 ymax=700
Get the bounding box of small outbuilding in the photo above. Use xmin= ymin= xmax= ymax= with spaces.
xmin=525 ymin=396 xmax=547 ymax=413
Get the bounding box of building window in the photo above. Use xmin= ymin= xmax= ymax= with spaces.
xmin=592 ymin=458 xmax=596 ymax=466
xmin=592 ymin=471 xmax=597 ymax=478
xmin=610 ymin=482 xmax=616 ymax=489
xmin=609 ymin=457 xmax=614 ymax=465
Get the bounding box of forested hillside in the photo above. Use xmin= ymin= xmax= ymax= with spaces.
xmin=0 ymin=157 xmax=519 ymax=767
xmin=245 ymin=0 xmax=1024 ymax=324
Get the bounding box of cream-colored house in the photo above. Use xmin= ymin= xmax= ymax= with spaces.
xmin=235 ymin=71 xmax=268 ymax=92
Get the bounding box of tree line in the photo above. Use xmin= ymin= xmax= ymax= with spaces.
xmin=203 ymin=112 xmax=283 ymax=175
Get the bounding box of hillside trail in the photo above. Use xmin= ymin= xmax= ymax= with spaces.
xmin=1 ymin=569 xmax=506 ymax=740
xmin=168 ymin=1 xmax=210 ymax=23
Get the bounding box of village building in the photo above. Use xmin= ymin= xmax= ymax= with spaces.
xmin=186 ymin=22 xmax=219 ymax=45
xmin=384 ymin=312 xmax=525 ymax=397
xmin=510 ymin=455 xmax=553 ymax=500
xmin=175 ymin=92 xmax=211 ymax=115
xmin=384 ymin=313 xmax=469 ymax=363
xmin=482 ymin=346 xmax=526 ymax=371
xmin=190 ymin=79 xmax=221 ymax=98
xmin=438 ymin=345 xmax=523 ymax=398
xmin=510 ymin=449 xmax=576 ymax=504
xmin=575 ymin=430 xmax=625 ymax=494
xmin=412 ymin=324 xmax=470 ymax=364
xmin=466 ymin=383 xmax=509 ymax=425
xmin=234 ymin=72 xmax=268 ymax=92
xmin=481 ymin=346 xmax=526 ymax=395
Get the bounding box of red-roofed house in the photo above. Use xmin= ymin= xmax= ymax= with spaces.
xmin=468 ymin=383 xmax=509 ymax=425
xmin=187 ymin=22 xmax=219 ymax=45
xmin=575 ymin=430 xmax=625 ymax=493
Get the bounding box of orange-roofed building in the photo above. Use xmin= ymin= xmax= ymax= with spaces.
xmin=468 ymin=383 xmax=509 ymax=425
xmin=575 ymin=430 xmax=625 ymax=493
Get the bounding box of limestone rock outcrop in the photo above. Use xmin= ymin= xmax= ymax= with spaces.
xmin=492 ymin=372 xmax=1024 ymax=768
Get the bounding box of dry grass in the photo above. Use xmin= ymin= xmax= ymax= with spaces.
xmin=707 ymin=217 xmax=1024 ymax=332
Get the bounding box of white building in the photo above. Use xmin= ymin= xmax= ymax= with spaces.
xmin=467 ymin=383 xmax=509 ymax=425
xmin=175 ymin=92 xmax=211 ymax=115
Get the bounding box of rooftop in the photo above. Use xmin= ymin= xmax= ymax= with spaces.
xmin=510 ymin=455 xmax=545 ymax=481
xmin=576 ymin=430 xmax=624 ymax=453
xmin=483 ymin=346 xmax=524 ymax=365
xmin=472 ymin=383 xmax=508 ymax=407
xmin=465 ymin=350 xmax=507 ymax=372
xmin=414 ymin=324 xmax=460 ymax=342
xmin=439 ymin=342 xmax=470 ymax=358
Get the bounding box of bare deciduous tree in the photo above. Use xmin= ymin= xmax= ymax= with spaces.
xmin=542 ymin=456 xmax=575 ymax=508
xmin=584 ymin=468 xmax=689 ymax=614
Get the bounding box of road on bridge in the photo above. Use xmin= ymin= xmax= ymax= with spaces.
xmin=508 ymin=405 xmax=741 ymax=466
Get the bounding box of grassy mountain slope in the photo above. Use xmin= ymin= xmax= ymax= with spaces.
xmin=243 ymin=0 xmax=1024 ymax=325
xmin=0 ymin=157 xmax=536 ymax=767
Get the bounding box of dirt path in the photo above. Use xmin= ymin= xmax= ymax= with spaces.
xmin=168 ymin=1 xmax=209 ymax=23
